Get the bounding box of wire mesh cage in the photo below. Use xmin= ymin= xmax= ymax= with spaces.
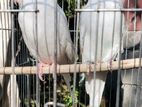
xmin=0 ymin=0 xmax=142 ymax=107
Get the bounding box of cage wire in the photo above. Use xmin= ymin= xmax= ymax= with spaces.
xmin=0 ymin=0 xmax=142 ymax=107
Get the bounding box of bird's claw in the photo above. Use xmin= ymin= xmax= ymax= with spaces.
xmin=37 ymin=63 xmax=45 ymax=81
xmin=38 ymin=72 xmax=45 ymax=81
xmin=86 ymin=61 xmax=93 ymax=76
xmin=107 ymin=60 xmax=112 ymax=71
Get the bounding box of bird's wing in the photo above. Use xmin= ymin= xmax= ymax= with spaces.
xmin=80 ymin=1 xmax=124 ymax=107
xmin=80 ymin=11 xmax=88 ymax=53
xmin=56 ymin=5 xmax=76 ymax=63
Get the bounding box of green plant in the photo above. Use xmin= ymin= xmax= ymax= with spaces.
xmin=63 ymin=90 xmax=78 ymax=107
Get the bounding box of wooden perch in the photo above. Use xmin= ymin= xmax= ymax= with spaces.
xmin=0 ymin=58 xmax=141 ymax=74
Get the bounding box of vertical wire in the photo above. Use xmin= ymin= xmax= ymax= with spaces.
xmin=43 ymin=0 xmax=47 ymax=105
xmin=13 ymin=3 xmax=18 ymax=105
xmin=34 ymin=0 xmax=40 ymax=106
xmin=27 ymin=75 xmax=30 ymax=107
xmin=1 ymin=0 xmax=5 ymax=68
xmin=115 ymin=10 xmax=123 ymax=107
xmin=137 ymin=13 xmax=142 ymax=106
xmin=14 ymin=5 xmax=22 ymax=104
xmin=10 ymin=0 xmax=16 ymax=107
xmin=15 ymin=4 xmax=20 ymax=106
xmin=135 ymin=1 xmax=142 ymax=106
xmin=77 ymin=1 xmax=81 ymax=104
xmin=73 ymin=6 xmax=77 ymax=106
xmin=33 ymin=74 xmax=35 ymax=107
xmin=132 ymin=1 xmax=137 ymax=106
xmin=92 ymin=0 xmax=100 ymax=106
xmin=61 ymin=0 xmax=64 ymax=10
xmin=43 ymin=76 xmax=45 ymax=105
xmin=67 ymin=0 xmax=71 ymax=25
xmin=99 ymin=2 xmax=105 ymax=72
xmin=60 ymin=0 xmax=64 ymax=104
xmin=20 ymin=75 xmax=23 ymax=107
xmin=0 ymin=0 xmax=5 ymax=106
xmin=53 ymin=0 xmax=57 ymax=106
xmin=48 ymin=72 xmax=51 ymax=103
xmin=130 ymin=2 xmax=136 ymax=106
xmin=123 ymin=1 xmax=132 ymax=106
xmin=78 ymin=0 xmax=82 ymax=104
xmin=3 ymin=0 xmax=6 ymax=67
xmin=23 ymin=76 xmax=25 ymax=107
xmin=134 ymin=1 xmax=141 ymax=107
xmin=123 ymin=0 xmax=129 ymax=95
xmin=107 ymin=2 xmax=117 ymax=107
xmin=72 ymin=0 xmax=80 ymax=106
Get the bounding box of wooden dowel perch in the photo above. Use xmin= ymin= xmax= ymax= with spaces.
xmin=0 ymin=58 xmax=141 ymax=74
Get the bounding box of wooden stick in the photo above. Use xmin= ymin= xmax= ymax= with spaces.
xmin=0 ymin=58 xmax=141 ymax=74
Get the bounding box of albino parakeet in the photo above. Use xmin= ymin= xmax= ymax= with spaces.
xmin=16 ymin=0 xmax=75 ymax=94
xmin=80 ymin=0 xmax=124 ymax=106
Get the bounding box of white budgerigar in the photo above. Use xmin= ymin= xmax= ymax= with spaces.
xmin=16 ymin=0 xmax=75 ymax=94
xmin=80 ymin=0 xmax=124 ymax=106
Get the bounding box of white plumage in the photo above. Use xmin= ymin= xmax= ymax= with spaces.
xmin=17 ymin=0 xmax=75 ymax=93
xmin=122 ymin=0 xmax=142 ymax=106
xmin=123 ymin=0 xmax=142 ymax=49
xmin=0 ymin=0 xmax=11 ymax=106
xmin=0 ymin=1 xmax=19 ymax=107
xmin=80 ymin=0 xmax=123 ymax=106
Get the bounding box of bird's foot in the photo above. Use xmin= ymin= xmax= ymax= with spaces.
xmin=37 ymin=62 xmax=49 ymax=81
xmin=107 ymin=59 xmax=113 ymax=71
xmin=49 ymin=63 xmax=59 ymax=79
xmin=51 ymin=63 xmax=56 ymax=78
xmin=37 ymin=62 xmax=58 ymax=81
xmin=86 ymin=61 xmax=94 ymax=76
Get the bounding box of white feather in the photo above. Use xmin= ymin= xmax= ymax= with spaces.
xmin=80 ymin=0 xmax=124 ymax=106
xmin=18 ymin=0 xmax=75 ymax=94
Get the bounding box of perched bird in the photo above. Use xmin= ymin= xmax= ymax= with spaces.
xmin=0 ymin=0 xmax=11 ymax=107
xmin=80 ymin=0 xmax=123 ymax=106
xmin=122 ymin=0 xmax=142 ymax=106
xmin=16 ymin=0 xmax=75 ymax=94
xmin=0 ymin=1 xmax=20 ymax=107
xmin=0 ymin=0 xmax=11 ymax=73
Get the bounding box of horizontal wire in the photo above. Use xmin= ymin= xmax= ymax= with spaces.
xmin=0 ymin=28 xmax=11 ymax=30
xmin=75 ymin=8 xmax=142 ymax=12
xmin=0 ymin=8 xmax=142 ymax=13
xmin=122 ymin=83 xmax=142 ymax=87
xmin=0 ymin=9 xmax=39 ymax=13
